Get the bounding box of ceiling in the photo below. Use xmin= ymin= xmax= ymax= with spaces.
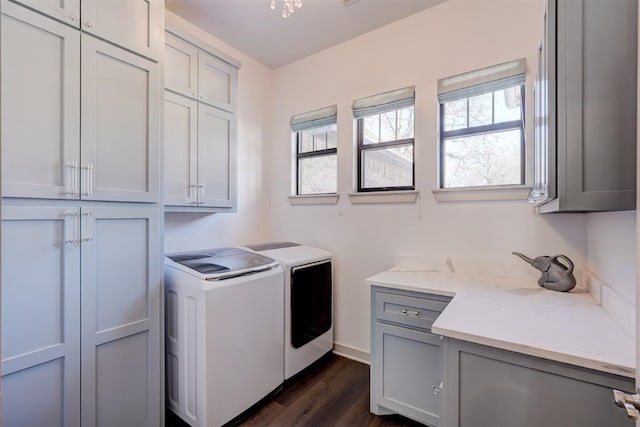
xmin=165 ymin=0 xmax=446 ymax=69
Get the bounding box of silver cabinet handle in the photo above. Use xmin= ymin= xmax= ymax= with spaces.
xmin=66 ymin=162 xmax=79 ymax=195
xmin=80 ymin=211 xmax=94 ymax=242
xmin=198 ymin=184 xmax=205 ymax=204
xmin=401 ymin=309 xmax=407 ymax=314
xmin=189 ymin=184 xmax=198 ymax=204
xmin=64 ymin=210 xmax=79 ymax=245
xmin=413 ymin=311 xmax=420 ymax=317
xmin=82 ymin=163 xmax=94 ymax=197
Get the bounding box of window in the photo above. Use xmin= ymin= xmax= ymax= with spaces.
xmin=438 ymin=59 xmax=526 ymax=189
xmin=291 ymin=105 xmax=337 ymax=195
xmin=353 ymin=86 xmax=415 ymax=192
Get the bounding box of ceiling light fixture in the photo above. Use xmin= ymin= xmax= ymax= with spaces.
xmin=270 ymin=0 xmax=302 ymax=18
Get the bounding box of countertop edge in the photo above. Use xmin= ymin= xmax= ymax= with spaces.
xmin=368 ymin=272 xmax=636 ymax=379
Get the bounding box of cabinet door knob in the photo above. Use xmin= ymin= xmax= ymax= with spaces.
xmin=67 ymin=13 xmax=78 ymax=22
xmin=401 ymin=309 xmax=407 ymax=314
xmin=413 ymin=311 xmax=420 ymax=316
xmin=84 ymin=20 xmax=95 ymax=29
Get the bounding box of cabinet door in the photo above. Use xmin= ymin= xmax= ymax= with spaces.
xmin=1 ymin=3 xmax=81 ymax=200
xmin=165 ymin=32 xmax=198 ymax=99
xmin=373 ymin=322 xmax=441 ymax=426
xmin=558 ymin=0 xmax=637 ymax=211
xmin=8 ymin=0 xmax=80 ymax=27
xmin=80 ymin=0 xmax=163 ymax=61
xmin=81 ymin=34 xmax=160 ymax=203
xmin=197 ymin=50 xmax=237 ymax=112
xmin=444 ymin=339 xmax=634 ymax=427
xmin=80 ymin=206 xmax=161 ymax=427
xmin=197 ymin=104 xmax=236 ymax=208
xmin=164 ymin=91 xmax=198 ymax=206
xmin=1 ymin=205 xmax=81 ymax=427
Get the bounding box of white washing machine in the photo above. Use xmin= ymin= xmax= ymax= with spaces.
xmin=164 ymin=247 xmax=284 ymax=427
xmin=245 ymin=242 xmax=333 ymax=380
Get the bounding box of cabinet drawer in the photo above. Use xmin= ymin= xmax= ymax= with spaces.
xmin=375 ymin=291 xmax=449 ymax=331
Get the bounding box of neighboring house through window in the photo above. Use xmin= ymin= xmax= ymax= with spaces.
xmin=290 ymin=105 xmax=337 ymax=195
xmin=353 ymin=86 xmax=415 ymax=192
xmin=438 ymin=59 xmax=526 ymax=188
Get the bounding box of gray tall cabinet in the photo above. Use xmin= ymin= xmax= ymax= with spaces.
xmin=0 ymin=0 xmax=164 ymax=425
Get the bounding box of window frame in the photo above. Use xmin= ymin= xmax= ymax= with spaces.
xmin=438 ymin=84 xmax=526 ymax=189
xmin=295 ymin=125 xmax=338 ymax=195
xmin=356 ymin=107 xmax=416 ymax=192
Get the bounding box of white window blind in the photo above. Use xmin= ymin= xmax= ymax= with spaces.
xmin=352 ymin=86 xmax=415 ymax=118
xmin=290 ymin=105 xmax=337 ymax=132
xmin=437 ymin=58 xmax=526 ymax=103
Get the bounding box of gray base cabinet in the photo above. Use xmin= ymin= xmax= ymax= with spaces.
xmin=443 ymin=339 xmax=635 ymax=427
xmin=370 ymin=287 xmax=451 ymax=426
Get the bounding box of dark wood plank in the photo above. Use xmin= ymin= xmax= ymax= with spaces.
xmin=169 ymin=354 xmax=423 ymax=427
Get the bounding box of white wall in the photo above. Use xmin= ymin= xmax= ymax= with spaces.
xmin=164 ymin=11 xmax=274 ymax=253
xmin=587 ymin=212 xmax=636 ymax=303
xmin=269 ymin=0 xmax=589 ymax=355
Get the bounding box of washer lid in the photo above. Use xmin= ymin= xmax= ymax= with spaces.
xmin=166 ymin=247 xmax=278 ymax=280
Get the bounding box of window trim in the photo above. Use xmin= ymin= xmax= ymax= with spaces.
xmin=356 ymin=110 xmax=416 ymax=193
xmin=295 ymin=130 xmax=337 ymax=196
xmin=439 ymin=84 xmax=526 ymax=189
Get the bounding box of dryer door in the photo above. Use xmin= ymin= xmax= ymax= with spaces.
xmin=290 ymin=260 xmax=332 ymax=349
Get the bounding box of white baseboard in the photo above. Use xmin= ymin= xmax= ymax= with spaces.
xmin=332 ymin=342 xmax=370 ymax=365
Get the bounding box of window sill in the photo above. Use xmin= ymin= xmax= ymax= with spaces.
xmin=348 ymin=190 xmax=419 ymax=204
xmin=288 ymin=193 xmax=339 ymax=205
xmin=431 ymin=185 xmax=532 ymax=202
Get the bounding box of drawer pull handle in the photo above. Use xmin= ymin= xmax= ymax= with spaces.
xmin=413 ymin=311 xmax=420 ymax=316
xmin=401 ymin=309 xmax=407 ymax=314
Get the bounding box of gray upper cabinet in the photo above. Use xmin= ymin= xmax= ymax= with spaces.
xmin=165 ymin=32 xmax=198 ymax=99
xmin=164 ymin=91 xmax=198 ymax=206
xmin=81 ymin=34 xmax=160 ymax=203
xmin=164 ymin=30 xmax=238 ymax=113
xmin=1 ymin=2 xmax=80 ymax=200
xmin=80 ymin=0 xmax=163 ymax=61
xmin=532 ymin=0 xmax=637 ymax=212
xmin=9 ymin=0 xmax=80 ymax=27
xmin=198 ymin=104 xmax=236 ymax=208
xmin=8 ymin=0 xmax=163 ymax=61
xmin=197 ymin=50 xmax=237 ymax=112
xmin=1 ymin=3 xmax=161 ymax=203
xmin=164 ymin=27 xmax=239 ymax=212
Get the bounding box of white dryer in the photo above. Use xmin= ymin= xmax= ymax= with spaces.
xmin=164 ymin=247 xmax=284 ymax=427
xmin=245 ymin=242 xmax=333 ymax=380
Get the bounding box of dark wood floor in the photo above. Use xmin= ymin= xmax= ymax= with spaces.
xmin=167 ymin=354 xmax=424 ymax=427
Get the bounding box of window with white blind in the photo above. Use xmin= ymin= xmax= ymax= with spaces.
xmin=438 ymin=59 xmax=526 ymax=189
xmin=353 ymin=86 xmax=415 ymax=192
xmin=291 ymin=105 xmax=338 ymax=195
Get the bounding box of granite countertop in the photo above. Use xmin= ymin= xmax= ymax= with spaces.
xmin=367 ymin=270 xmax=635 ymax=378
